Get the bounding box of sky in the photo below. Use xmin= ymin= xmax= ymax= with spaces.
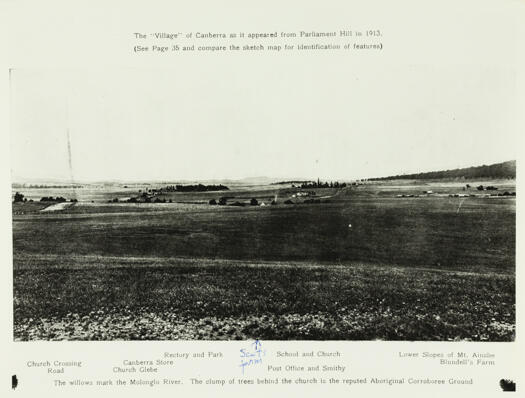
xmin=10 ymin=65 xmax=517 ymax=182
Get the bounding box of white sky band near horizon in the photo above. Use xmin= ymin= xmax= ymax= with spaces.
xmin=9 ymin=1 xmax=519 ymax=184
xmin=10 ymin=66 xmax=516 ymax=182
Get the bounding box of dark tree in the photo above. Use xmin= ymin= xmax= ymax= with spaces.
xmin=161 ymin=184 xmax=229 ymax=192
xmin=13 ymin=192 xmax=24 ymax=203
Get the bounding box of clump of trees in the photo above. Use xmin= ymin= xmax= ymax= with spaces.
xmin=300 ymin=180 xmax=347 ymax=189
xmin=477 ymin=185 xmax=498 ymax=191
xmin=271 ymin=180 xmax=311 ymax=185
xmin=209 ymin=197 xmax=261 ymax=206
xmin=40 ymin=196 xmax=67 ymax=202
xmin=13 ymin=192 xmax=25 ymax=203
xmin=153 ymin=184 xmax=229 ymax=193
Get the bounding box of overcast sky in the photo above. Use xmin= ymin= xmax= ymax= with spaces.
xmin=10 ymin=64 xmax=517 ymax=182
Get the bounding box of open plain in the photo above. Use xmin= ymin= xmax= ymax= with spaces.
xmin=12 ymin=179 xmax=515 ymax=341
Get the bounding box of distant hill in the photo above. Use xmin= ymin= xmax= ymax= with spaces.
xmin=370 ymin=160 xmax=516 ymax=181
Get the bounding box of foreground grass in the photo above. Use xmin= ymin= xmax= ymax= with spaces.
xmin=13 ymin=197 xmax=516 ymax=272
xmin=13 ymin=256 xmax=515 ymax=341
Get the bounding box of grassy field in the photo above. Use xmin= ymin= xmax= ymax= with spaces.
xmin=13 ymin=256 xmax=514 ymax=341
xmin=12 ymin=181 xmax=516 ymax=341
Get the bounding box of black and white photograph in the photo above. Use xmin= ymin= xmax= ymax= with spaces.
xmin=3 ymin=0 xmax=525 ymax=397
xmin=10 ymin=66 xmax=516 ymax=342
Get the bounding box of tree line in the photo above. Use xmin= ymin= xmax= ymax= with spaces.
xmin=150 ymin=184 xmax=230 ymax=193
xmin=370 ymin=160 xmax=516 ymax=181
xmin=299 ymin=180 xmax=347 ymax=189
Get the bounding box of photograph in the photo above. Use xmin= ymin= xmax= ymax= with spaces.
xmin=10 ymin=67 xmax=516 ymax=342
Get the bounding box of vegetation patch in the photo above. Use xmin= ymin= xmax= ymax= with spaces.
xmin=13 ymin=258 xmax=515 ymax=341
